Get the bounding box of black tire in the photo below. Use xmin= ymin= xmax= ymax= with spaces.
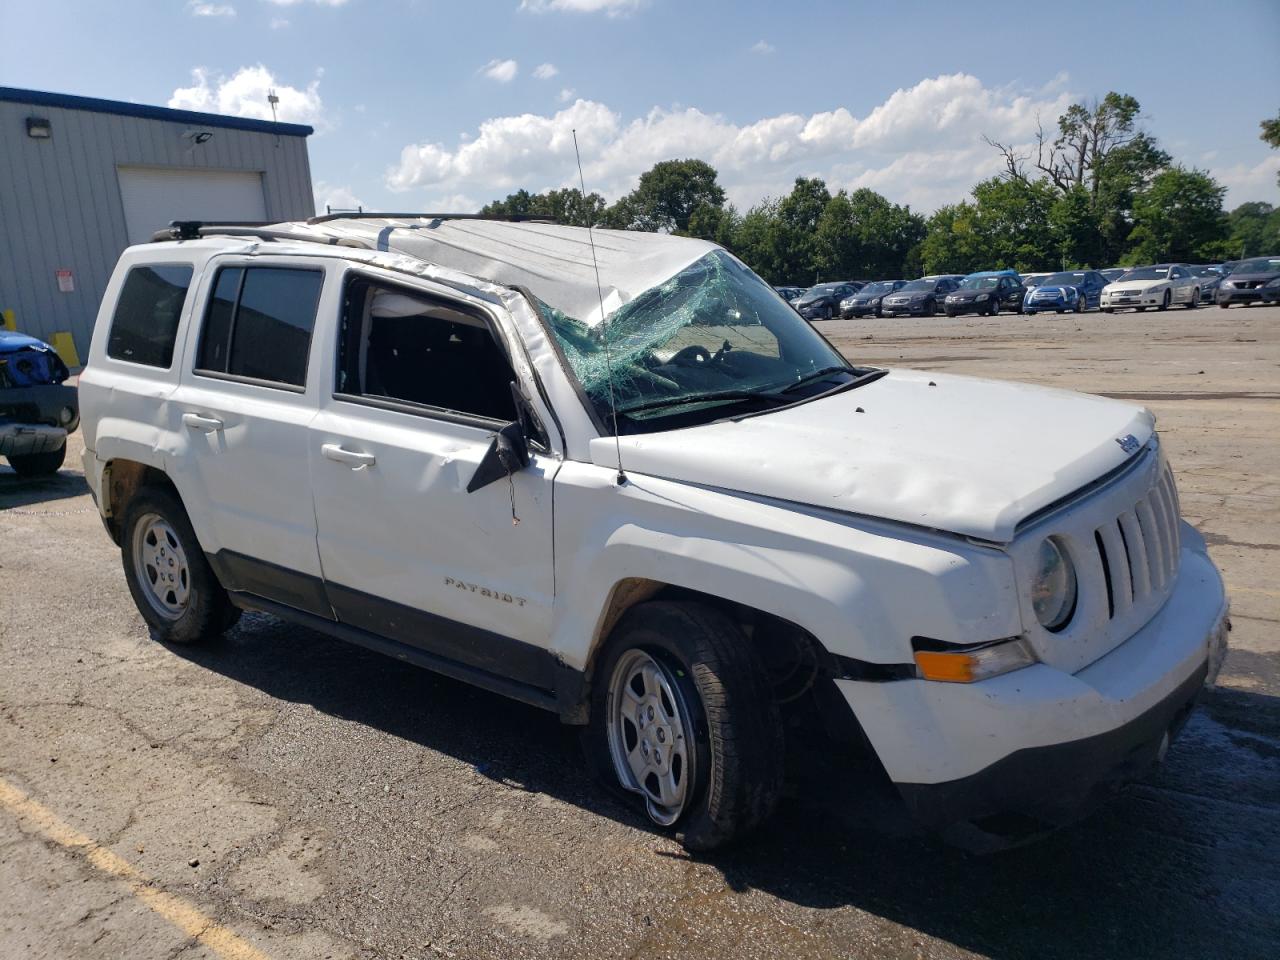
xmin=944 ymin=309 xmax=957 ymax=317
xmin=1218 ymin=302 xmax=1230 ymax=309
xmin=1158 ymin=290 xmax=1171 ymax=312
xmin=1185 ymin=290 xmax=1198 ymax=309
xmin=1103 ymin=307 xmax=1114 ymax=314
xmin=924 ymin=300 xmax=935 ymax=317
xmin=120 ymin=485 xmax=239 ymax=644
xmin=1136 ymin=306 xmax=1147 ymax=312
xmin=988 ymin=300 xmax=1000 ymax=316
xmin=585 ymin=601 xmax=783 ymax=851
xmin=7 ymin=444 xmax=66 ymax=477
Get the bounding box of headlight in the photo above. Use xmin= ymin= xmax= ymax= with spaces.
xmin=1032 ymin=537 xmax=1077 ymax=631
xmin=913 ymin=636 xmax=1037 ymax=683
xmin=872 ymin=297 xmax=881 ymax=305
xmin=1220 ymin=280 xmax=1234 ymax=289
xmin=977 ymin=293 xmax=989 ymax=301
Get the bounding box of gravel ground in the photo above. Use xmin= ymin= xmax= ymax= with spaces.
xmin=2 ymin=303 xmax=1278 ymax=960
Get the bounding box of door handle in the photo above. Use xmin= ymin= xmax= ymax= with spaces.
xmin=321 ymin=443 xmax=376 ymax=469
xmin=182 ymin=412 xmax=224 ymax=432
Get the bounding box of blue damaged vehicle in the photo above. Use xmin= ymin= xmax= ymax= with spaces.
xmin=1024 ymin=270 xmax=1109 ymax=315
xmin=0 ymin=330 xmax=79 ymax=476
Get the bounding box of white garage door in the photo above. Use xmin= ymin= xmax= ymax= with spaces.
xmin=117 ymin=166 xmax=267 ymax=245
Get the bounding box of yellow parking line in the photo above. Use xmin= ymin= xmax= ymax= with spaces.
xmin=0 ymin=777 xmax=271 ymax=960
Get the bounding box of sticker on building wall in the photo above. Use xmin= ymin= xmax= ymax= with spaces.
xmin=56 ymin=269 xmax=75 ymax=293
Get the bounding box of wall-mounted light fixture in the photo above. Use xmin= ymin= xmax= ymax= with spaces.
xmin=26 ymin=116 xmax=52 ymax=139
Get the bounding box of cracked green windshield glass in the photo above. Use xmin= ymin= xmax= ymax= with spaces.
xmin=538 ymin=251 xmax=852 ymax=432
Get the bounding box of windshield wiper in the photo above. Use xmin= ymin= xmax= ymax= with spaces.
xmin=617 ymin=390 xmax=784 ymax=417
xmin=774 ymin=365 xmax=856 ymax=395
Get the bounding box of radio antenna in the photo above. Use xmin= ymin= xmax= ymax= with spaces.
xmin=572 ymin=128 xmax=626 ymax=486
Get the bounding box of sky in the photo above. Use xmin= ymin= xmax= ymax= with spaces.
xmin=2 ymin=0 xmax=1278 ymax=218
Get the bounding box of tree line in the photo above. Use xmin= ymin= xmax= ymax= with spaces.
xmin=481 ymin=94 xmax=1280 ymax=285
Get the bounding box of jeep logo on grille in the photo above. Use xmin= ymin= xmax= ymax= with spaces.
xmin=1115 ymin=434 xmax=1141 ymax=455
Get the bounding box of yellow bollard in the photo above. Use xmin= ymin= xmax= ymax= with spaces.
xmin=1 ymin=309 xmax=14 ymax=331
xmin=51 ymin=331 xmax=82 ymax=368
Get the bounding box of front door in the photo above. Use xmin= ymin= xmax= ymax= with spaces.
xmin=308 ymin=270 xmax=557 ymax=695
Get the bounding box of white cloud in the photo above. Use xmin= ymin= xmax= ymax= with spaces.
xmin=480 ymin=59 xmax=519 ymax=83
xmin=533 ymin=63 xmax=559 ymax=80
xmin=314 ymin=181 xmax=363 ymax=215
xmin=1211 ymin=154 xmax=1280 ymax=209
xmin=386 ymin=74 xmax=1072 ymax=213
xmin=188 ymin=2 xmax=236 ymax=16
xmin=558 ymin=88 xmax=576 ymax=103
xmin=519 ymin=0 xmax=645 ymax=15
xmin=750 ymin=40 xmax=774 ymax=54
xmin=270 ymin=16 xmax=290 ymax=27
xmin=168 ymin=65 xmax=328 ymax=130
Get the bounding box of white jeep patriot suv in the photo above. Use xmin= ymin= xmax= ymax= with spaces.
xmin=80 ymin=215 xmax=1229 ymax=850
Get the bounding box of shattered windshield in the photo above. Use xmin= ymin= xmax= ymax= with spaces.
xmin=538 ymin=250 xmax=858 ymax=434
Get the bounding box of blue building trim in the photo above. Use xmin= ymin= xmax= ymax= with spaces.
xmin=0 ymin=86 xmax=314 ymax=138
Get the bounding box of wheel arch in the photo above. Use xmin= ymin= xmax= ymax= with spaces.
xmin=100 ymin=457 xmax=180 ymax=544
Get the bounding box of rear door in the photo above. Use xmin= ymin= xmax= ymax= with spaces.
xmin=167 ymin=257 xmax=333 ymax=617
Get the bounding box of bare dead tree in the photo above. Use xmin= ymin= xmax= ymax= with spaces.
xmin=982 ymin=134 xmax=1030 ymax=181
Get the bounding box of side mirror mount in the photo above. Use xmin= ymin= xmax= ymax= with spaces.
xmin=467 ymin=421 xmax=530 ymax=493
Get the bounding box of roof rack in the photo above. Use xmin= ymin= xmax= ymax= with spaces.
xmin=150 ymin=221 xmax=371 ymax=248
xmin=306 ymin=211 xmax=558 ymax=225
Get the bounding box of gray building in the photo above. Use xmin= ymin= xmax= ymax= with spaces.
xmin=0 ymin=86 xmax=315 ymax=362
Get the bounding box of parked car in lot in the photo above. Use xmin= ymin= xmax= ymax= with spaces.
xmin=1024 ymin=270 xmax=1110 ymax=314
xmin=1216 ymin=255 xmax=1280 ymax=307
xmin=1099 ymin=268 xmax=1127 ymax=284
xmin=840 ymin=280 xmax=906 ymax=317
xmin=773 ymin=285 xmax=805 ymax=303
xmin=80 ymin=215 xmax=1229 ymax=852
xmin=1021 ymin=272 xmax=1051 ymax=291
xmin=1189 ymin=265 xmax=1224 ymax=303
xmin=945 ymin=272 xmax=1026 ymax=316
xmin=0 ymin=330 xmax=79 ymax=476
xmin=795 ymin=282 xmax=859 ymax=320
xmin=881 ymin=276 xmax=960 ymax=317
xmin=1102 ymin=264 xmax=1201 ymax=312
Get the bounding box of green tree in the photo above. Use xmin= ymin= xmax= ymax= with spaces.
xmin=918 ymin=203 xmax=987 ymax=275
xmin=480 ymin=187 xmax=607 ymax=226
xmin=605 ymin=159 xmax=727 ymax=233
xmin=814 ymin=188 xmax=926 ymax=279
xmin=1262 ymin=110 xmax=1280 ymax=186
xmin=970 ymin=176 xmax=1058 ymax=269
xmin=1222 ymin=202 xmax=1280 ymax=260
xmin=1048 ymin=186 xmax=1106 ymax=268
xmin=1125 ymin=167 xmax=1227 ymax=263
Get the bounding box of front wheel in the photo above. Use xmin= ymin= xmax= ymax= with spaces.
xmin=1158 ymin=290 xmax=1171 ymax=312
xmin=1185 ymin=290 xmax=1198 ymax=309
xmin=1218 ymin=302 xmax=1230 ymax=309
xmin=121 ymin=486 xmax=240 ymax=644
xmin=1074 ymin=298 xmax=1084 ymax=313
xmin=1103 ymin=307 xmax=1115 ymax=314
xmin=587 ymin=601 xmax=783 ymax=850
xmin=1136 ymin=306 xmax=1148 ymax=312
xmin=6 ymin=444 xmax=66 ymax=477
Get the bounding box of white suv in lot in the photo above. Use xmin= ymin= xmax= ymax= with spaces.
xmin=80 ymin=216 xmax=1229 ymax=850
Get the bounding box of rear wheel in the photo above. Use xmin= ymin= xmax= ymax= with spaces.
xmin=6 ymin=445 xmax=66 ymax=477
xmin=586 ymin=601 xmax=783 ymax=850
xmin=121 ymin=486 xmax=240 ymax=644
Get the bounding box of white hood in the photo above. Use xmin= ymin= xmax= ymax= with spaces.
xmin=592 ymin=370 xmax=1155 ymax=542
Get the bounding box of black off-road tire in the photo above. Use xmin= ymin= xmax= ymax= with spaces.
xmin=585 ymin=601 xmax=783 ymax=851
xmin=7 ymin=445 xmax=66 ymax=477
xmin=120 ymin=486 xmax=240 ymax=644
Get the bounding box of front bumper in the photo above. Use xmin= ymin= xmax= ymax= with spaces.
xmin=837 ymin=540 xmax=1227 ymax=845
xmin=1218 ymin=287 xmax=1277 ymax=305
xmin=0 ymin=421 xmax=67 ymax=456
xmin=881 ymin=300 xmax=927 ymax=316
xmin=1103 ymin=292 xmax=1161 ymax=308
xmin=943 ymin=300 xmax=988 ymax=315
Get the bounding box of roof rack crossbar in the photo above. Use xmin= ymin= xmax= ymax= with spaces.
xmin=150 ymin=221 xmax=370 ymax=248
xmin=305 ymin=211 xmax=558 ymax=225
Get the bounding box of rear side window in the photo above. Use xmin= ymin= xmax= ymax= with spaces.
xmin=107 ymin=264 xmax=193 ymax=368
xmin=195 ymin=266 xmax=323 ymax=388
